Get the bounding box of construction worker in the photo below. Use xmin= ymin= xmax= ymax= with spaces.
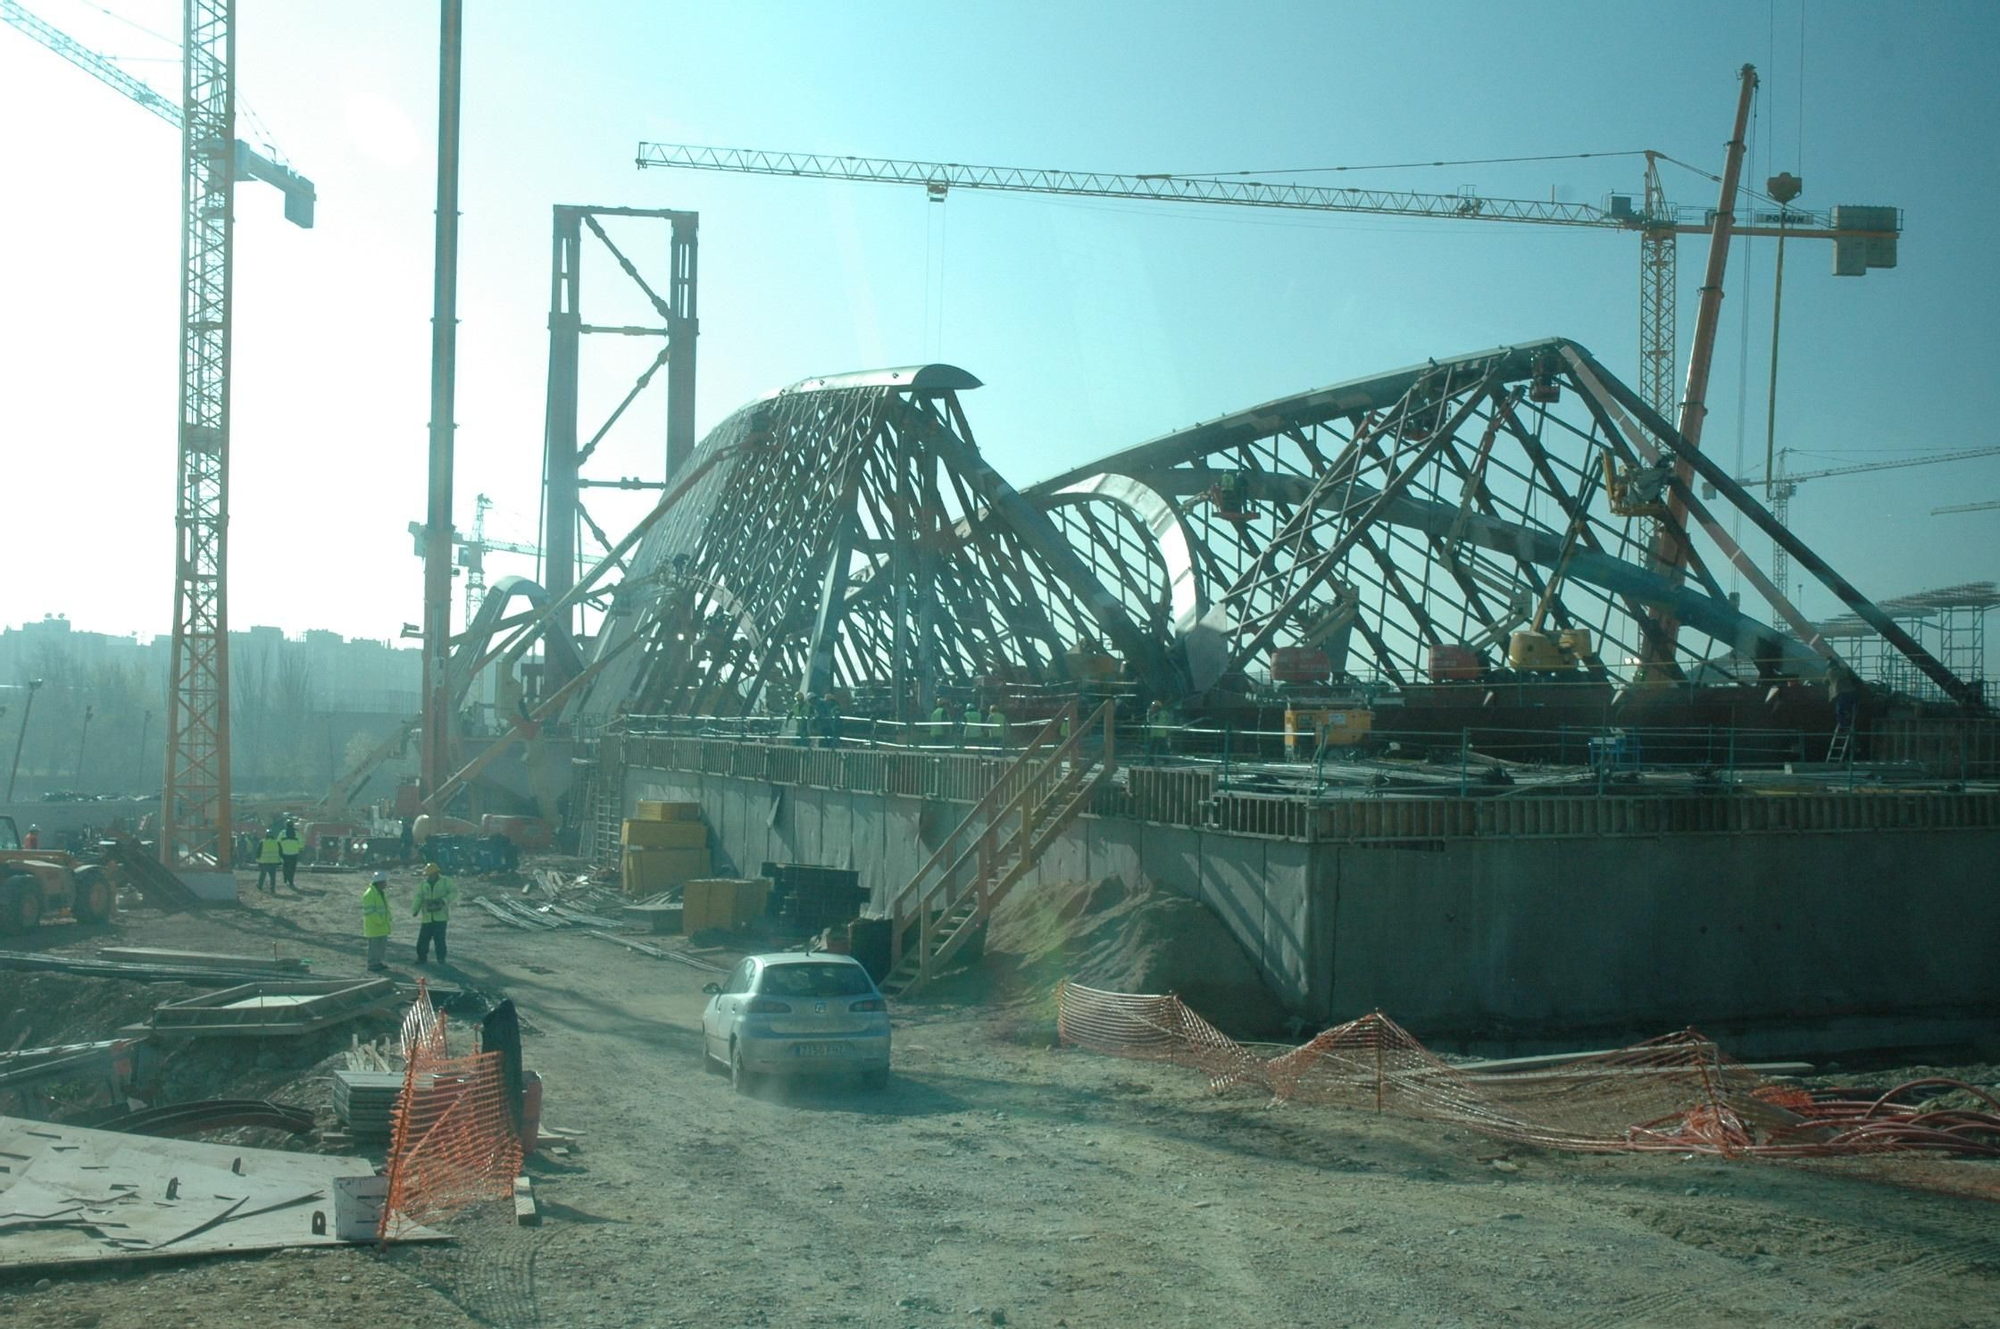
xmin=278 ymin=820 xmax=305 ymax=890
xmin=412 ymin=862 xmax=457 ymax=965
xmin=21 ymin=825 xmax=37 ymax=851
xmin=1147 ymin=700 xmax=1172 ymax=758
xmin=990 ymin=703 xmax=1012 ymax=745
xmin=255 ymin=827 xmax=283 ymax=894
xmin=927 ymin=699 xmax=950 ymax=746
xmin=963 ymin=700 xmax=983 ymax=748
xmin=361 ymin=870 xmax=392 ymax=971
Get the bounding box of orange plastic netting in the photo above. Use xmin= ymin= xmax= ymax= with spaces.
xmin=379 ymin=983 xmax=525 ymax=1238
xmin=1056 ymin=982 xmax=2000 ymax=1173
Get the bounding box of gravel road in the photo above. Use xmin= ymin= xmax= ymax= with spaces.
xmin=4 ymin=870 xmax=1999 ymax=1328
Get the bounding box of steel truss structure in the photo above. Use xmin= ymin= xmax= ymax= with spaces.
xmin=571 ymin=340 xmax=1983 ymax=723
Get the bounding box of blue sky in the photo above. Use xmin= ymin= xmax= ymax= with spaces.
xmin=2 ymin=0 xmax=1996 ymax=643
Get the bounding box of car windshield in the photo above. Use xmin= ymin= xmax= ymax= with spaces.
xmin=755 ymin=962 xmax=873 ymax=999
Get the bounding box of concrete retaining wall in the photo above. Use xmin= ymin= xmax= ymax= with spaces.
xmin=623 ymin=763 xmax=2000 ymax=1053
xmin=1320 ymin=831 xmax=2000 ymax=1048
xmin=623 ymin=766 xmax=1317 ymax=1010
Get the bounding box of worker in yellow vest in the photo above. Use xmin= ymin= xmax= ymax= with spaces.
xmin=412 ymin=862 xmax=457 ymax=966
xmin=361 ymin=870 xmax=392 ymax=972
xmin=255 ymin=829 xmax=283 ymax=895
xmin=278 ymin=821 xmax=305 ymax=890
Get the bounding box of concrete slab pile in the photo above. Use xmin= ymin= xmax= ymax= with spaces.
xmin=0 ymin=1115 xmax=443 ymax=1272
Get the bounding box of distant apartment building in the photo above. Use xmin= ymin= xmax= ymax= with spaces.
xmin=2 ymin=615 xmax=424 ymax=794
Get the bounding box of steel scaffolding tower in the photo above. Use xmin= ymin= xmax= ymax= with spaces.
xmin=161 ymin=0 xmax=235 ymax=868
xmin=1635 ymin=153 xmax=1677 ymax=421
xmin=540 ymin=204 xmax=698 ymax=684
xmin=4 ymin=1 xmax=314 ymax=865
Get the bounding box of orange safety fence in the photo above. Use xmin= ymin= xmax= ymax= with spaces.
xmin=1056 ymin=982 xmax=2000 ymax=1169
xmin=378 ymin=981 xmax=525 ymax=1239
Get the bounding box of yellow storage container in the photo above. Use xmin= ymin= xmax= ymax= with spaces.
xmin=682 ymin=877 xmax=767 ymax=931
xmin=635 ymin=800 xmax=701 ymax=822
xmin=680 ymin=879 xmax=710 ymax=931
xmin=624 ymin=818 xmax=707 ymax=849
xmin=682 ymin=878 xmax=726 ymax=932
xmin=623 ymin=847 xmax=713 ymax=897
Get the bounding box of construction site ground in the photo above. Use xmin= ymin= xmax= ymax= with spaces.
xmin=4 ymin=868 xmax=2000 ymax=1329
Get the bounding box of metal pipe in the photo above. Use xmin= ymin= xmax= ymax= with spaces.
xmin=419 ymin=0 xmax=463 ymax=803
xmin=6 ymin=679 xmax=43 ymax=802
xmin=74 ymin=705 xmax=94 ymax=788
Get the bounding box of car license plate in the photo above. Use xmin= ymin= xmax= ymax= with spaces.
xmin=793 ymin=1043 xmax=847 ymax=1058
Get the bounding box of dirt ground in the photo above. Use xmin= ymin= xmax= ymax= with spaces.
xmin=4 ymin=867 xmax=2000 ymax=1329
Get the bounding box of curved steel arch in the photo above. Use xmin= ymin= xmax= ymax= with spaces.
xmin=1025 ymin=337 xmax=1976 ymax=703
xmin=572 ymin=365 xmax=1179 ymax=723
xmin=569 ymin=340 xmax=1978 ymax=720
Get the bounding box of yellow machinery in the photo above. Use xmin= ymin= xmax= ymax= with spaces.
xmin=1506 ymin=628 xmax=1594 ymax=673
xmin=1285 ymin=707 xmax=1374 ymax=757
xmin=1602 ymin=453 xmax=1673 ymax=520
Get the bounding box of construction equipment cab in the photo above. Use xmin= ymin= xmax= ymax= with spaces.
xmin=0 ymin=815 xmax=115 ymax=934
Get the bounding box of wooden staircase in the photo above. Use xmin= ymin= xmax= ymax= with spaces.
xmin=879 ymin=700 xmax=1118 ymax=998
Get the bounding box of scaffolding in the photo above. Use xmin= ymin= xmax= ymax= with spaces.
xmin=1812 ymin=582 xmax=1997 ymax=704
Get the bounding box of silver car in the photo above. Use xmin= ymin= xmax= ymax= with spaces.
xmin=701 ymin=952 xmax=891 ymax=1092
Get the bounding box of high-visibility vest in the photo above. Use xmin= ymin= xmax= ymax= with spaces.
xmin=413 ymin=875 xmax=456 ymax=922
xmin=258 ymin=836 xmax=283 ymax=864
xmin=279 ymin=835 xmax=304 ymax=857
xmin=928 ymin=706 xmax=948 ymax=736
xmin=992 ymin=709 xmax=1011 ymax=740
xmin=361 ymin=885 xmax=392 ymax=938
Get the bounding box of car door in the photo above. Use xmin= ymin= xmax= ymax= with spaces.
xmin=706 ymin=959 xmax=755 ymax=1056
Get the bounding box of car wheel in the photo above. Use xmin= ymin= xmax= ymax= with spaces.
xmin=861 ymin=1067 xmax=889 ymax=1091
xmin=70 ymin=867 xmax=113 ymax=924
xmin=730 ymin=1040 xmax=757 ymax=1095
xmin=0 ymin=875 xmax=43 ymax=935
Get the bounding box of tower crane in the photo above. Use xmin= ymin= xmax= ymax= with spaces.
xmin=453 ymin=494 xmax=546 ymax=620
xmin=636 ymin=67 xmax=1897 ymax=433
xmin=1729 ymin=445 xmax=2000 ymax=607
xmin=637 ymin=66 xmax=1899 ymax=674
xmin=2 ymin=0 xmax=315 ymax=868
